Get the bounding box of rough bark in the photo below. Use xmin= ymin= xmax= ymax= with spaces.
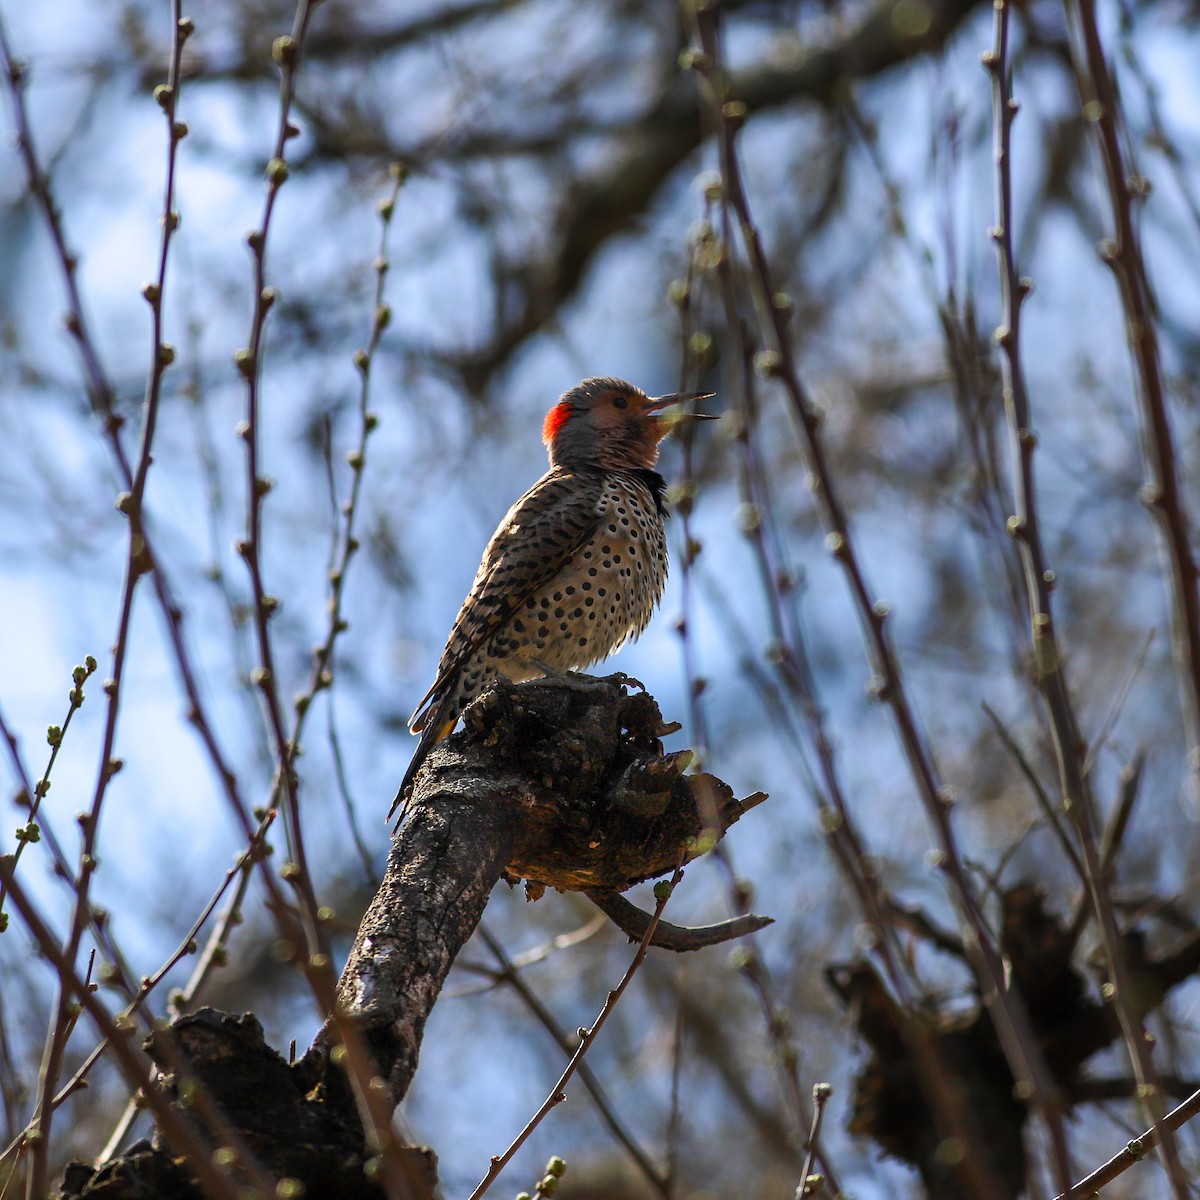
xmin=58 ymin=675 xmax=762 ymax=1200
xmin=313 ymin=673 xmax=758 ymax=1103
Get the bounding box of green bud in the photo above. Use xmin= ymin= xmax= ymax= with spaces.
xmin=678 ymin=49 xmax=711 ymax=71
xmin=272 ymin=36 xmax=297 ymax=67
xmin=14 ymin=821 xmax=40 ymax=844
xmin=722 ymin=100 xmax=747 ymax=127
xmin=754 ymin=349 xmax=782 ymax=377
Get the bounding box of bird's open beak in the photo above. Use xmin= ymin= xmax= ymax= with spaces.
xmin=642 ymin=391 xmax=718 ymax=421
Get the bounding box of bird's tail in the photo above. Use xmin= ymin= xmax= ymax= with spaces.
xmin=388 ymin=700 xmax=457 ymax=824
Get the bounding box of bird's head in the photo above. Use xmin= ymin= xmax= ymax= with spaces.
xmin=542 ymin=377 xmax=716 ymax=471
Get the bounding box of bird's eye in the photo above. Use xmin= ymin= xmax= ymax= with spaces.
xmin=612 ymin=395 xmax=628 ymax=410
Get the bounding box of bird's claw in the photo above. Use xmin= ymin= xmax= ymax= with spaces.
xmin=529 ymin=662 xmax=643 ymax=695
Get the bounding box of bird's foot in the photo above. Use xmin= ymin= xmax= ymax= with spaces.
xmin=529 ymin=662 xmax=644 ymax=695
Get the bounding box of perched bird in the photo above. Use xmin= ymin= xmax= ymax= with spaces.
xmin=390 ymin=376 xmax=715 ymax=818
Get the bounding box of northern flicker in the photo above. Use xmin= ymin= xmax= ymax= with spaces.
xmin=390 ymin=376 xmax=715 ymax=818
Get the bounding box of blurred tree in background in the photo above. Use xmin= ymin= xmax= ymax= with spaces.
xmin=2 ymin=0 xmax=1200 ymax=1196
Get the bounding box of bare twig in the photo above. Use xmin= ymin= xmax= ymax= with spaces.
xmin=467 ymin=864 xmax=684 ymax=1200
xmin=234 ymin=0 xmax=327 ymax=965
xmin=983 ymin=5 xmax=1187 ymax=1191
xmin=1 ymin=5 xmax=407 ymax=1188
xmin=981 ymin=703 xmax=1086 ymax=886
xmin=1055 ymin=1087 xmax=1200 ymax=1200
xmin=795 ymin=1082 xmax=832 ymax=1197
xmin=305 ymin=165 xmax=409 ymax=888
xmin=477 ymin=925 xmax=670 ymax=1198
xmin=1063 ymin=0 xmax=1200 ymax=796
xmin=14 ymin=7 xmax=195 ymax=1188
xmin=585 ymin=887 xmax=772 ymax=951
xmin=94 ymin=811 xmax=275 ymax=1163
xmin=0 ymin=17 xmax=122 ymax=434
xmin=1082 ymin=633 xmax=1153 ymax=777
xmin=702 ymin=200 xmax=919 ymax=1006
xmin=0 ymin=812 xmax=272 ymax=1168
xmin=672 ymin=192 xmax=845 ymax=1195
xmin=685 ymin=9 xmax=1068 ymax=1195
xmin=0 ymin=864 xmax=250 ymax=1200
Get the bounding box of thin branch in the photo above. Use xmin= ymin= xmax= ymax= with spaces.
xmin=234 ymin=0 xmax=327 ymax=966
xmin=0 ymin=17 xmax=124 ymax=436
xmin=1082 ymin=633 xmax=1153 ymax=777
xmin=1056 ymin=1087 xmax=1200 ymax=1200
xmin=0 ymin=864 xmax=251 ymax=1200
xmin=672 ymin=189 xmax=845 ymax=1197
xmin=704 ymin=200 xmax=921 ymax=1008
xmin=94 ymin=812 xmax=275 ymax=1163
xmin=304 ymin=166 xmax=409 ymax=890
xmin=685 ymin=10 xmax=1068 ymax=1197
xmin=0 ymin=0 xmax=312 ymax=1047
xmin=983 ymin=5 xmax=1187 ymax=1190
xmin=1072 ymin=1076 xmax=1200 ymax=1104
xmin=16 ymin=7 xmax=194 ymax=1188
xmin=796 ymin=1083 xmax=832 ymax=1197
xmin=467 ymin=864 xmax=684 ymax=1200
xmin=0 ymin=658 xmax=97 ymax=916
xmin=477 ymin=925 xmax=670 ymax=1198
xmin=585 ymin=887 xmax=771 ymax=951
xmin=981 ymin=702 xmax=1087 ymax=886
xmin=1064 ymin=0 xmax=1200 ymax=792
